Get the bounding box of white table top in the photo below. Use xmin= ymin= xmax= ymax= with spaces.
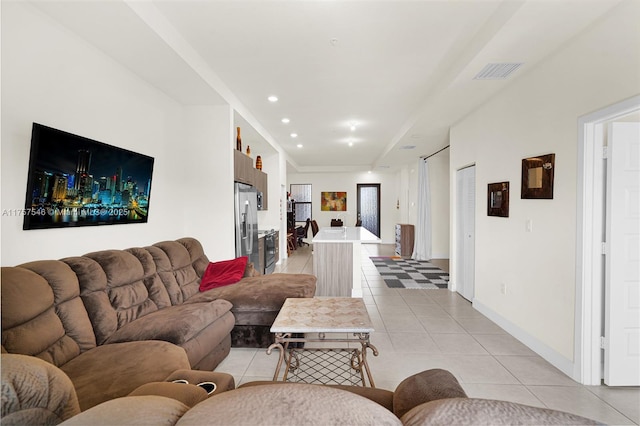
xmin=271 ymin=297 xmax=374 ymax=333
xmin=312 ymin=226 xmax=380 ymax=243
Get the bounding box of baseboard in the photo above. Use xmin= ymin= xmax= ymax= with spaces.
xmin=472 ymin=299 xmax=577 ymax=381
xmin=430 ymin=253 xmax=448 ymax=259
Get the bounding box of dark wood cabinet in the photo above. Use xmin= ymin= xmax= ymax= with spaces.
xmin=253 ymin=168 xmax=268 ymax=210
xmin=234 ymin=149 xmax=253 ymax=185
xmin=234 ymin=150 xmax=269 ymax=210
xmin=395 ymin=224 xmax=414 ymax=257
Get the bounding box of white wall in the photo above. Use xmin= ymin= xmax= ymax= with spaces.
xmin=256 ymin=152 xmax=281 ymax=230
xmin=287 ymin=171 xmax=399 ymax=244
xmin=1 ymin=3 xmax=234 ymax=265
xmin=181 ymin=106 xmax=235 ymax=261
xmin=449 ymin=0 xmax=640 ymax=374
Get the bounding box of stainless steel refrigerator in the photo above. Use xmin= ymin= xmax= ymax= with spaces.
xmin=234 ymin=182 xmax=260 ymax=268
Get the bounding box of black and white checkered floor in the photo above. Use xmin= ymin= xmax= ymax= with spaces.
xmin=370 ymin=257 xmax=449 ymax=289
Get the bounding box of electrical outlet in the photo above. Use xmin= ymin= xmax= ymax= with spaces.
xmin=500 ymin=283 xmax=507 ymax=295
xmin=526 ymin=219 xmax=533 ymax=232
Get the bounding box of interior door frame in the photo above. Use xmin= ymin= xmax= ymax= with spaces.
xmin=356 ymin=183 xmax=381 ymax=237
xmin=575 ymin=95 xmax=640 ymax=385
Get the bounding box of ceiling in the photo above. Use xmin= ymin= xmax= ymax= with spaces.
xmin=31 ymin=0 xmax=624 ymax=173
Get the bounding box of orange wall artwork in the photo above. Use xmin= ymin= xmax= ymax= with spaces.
xmin=321 ymin=192 xmax=347 ymax=211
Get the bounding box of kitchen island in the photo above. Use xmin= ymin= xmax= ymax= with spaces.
xmin=312 ymin=226 xmax=380 ymax=297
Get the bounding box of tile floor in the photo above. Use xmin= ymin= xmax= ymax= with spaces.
xmin=215 ymin=243 xmax=639 ymax=425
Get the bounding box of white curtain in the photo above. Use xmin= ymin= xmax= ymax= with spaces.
xmin=412 ymin=158 xmax=432 ymax=260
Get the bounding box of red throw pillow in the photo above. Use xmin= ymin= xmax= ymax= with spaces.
xmin=200 ymin=256 xmax=248 ymax=291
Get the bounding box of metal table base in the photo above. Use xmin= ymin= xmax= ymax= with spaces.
xmin=267 ymin=332 xmax=378 ymax=387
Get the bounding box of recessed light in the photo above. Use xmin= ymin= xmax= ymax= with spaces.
xmin=281 ymin=118 xmax=290 ymax=124
xmin=290 ymin=133 xmax=298 ymax=138
xmin=348 ymin=142 xmax=353 ymax=147
xmin=367 ymin=170 xmax=372 ymax=174
xmin=349 ymin=122 xmax=357 ymax=131
xmin=297 ymin=144 xmax=303 ymax=148
xmin=267 ymin=95 xmax=278 ymax=102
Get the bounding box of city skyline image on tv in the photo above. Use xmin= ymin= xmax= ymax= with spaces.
xmin=23 ymin=123 xmax=155 ymax=230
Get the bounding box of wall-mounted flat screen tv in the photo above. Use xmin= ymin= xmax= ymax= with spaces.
xmin=23 ymin=123 xmax=155 ymax=230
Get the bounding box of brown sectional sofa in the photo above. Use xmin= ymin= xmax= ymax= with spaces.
xmin=150 ymin=238 xmax=316 ymax=347
xmin=1 ymin=237 xmax=316 ymax=411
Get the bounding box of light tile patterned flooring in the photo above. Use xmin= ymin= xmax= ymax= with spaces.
xmin=215 ymin=243 xmax=639 ymax=425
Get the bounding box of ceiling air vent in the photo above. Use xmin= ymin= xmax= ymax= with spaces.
xmin=474 ymin=63 xmax=523 ymax=80
xmin=400 ymin=145 xmax=416 ymax=150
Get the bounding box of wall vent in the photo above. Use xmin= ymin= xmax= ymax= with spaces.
xmin=474 ymin=63 xmax=523 ymax=80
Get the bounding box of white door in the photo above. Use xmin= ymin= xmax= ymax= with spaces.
xmin=604 ymin=122 xmax=640 ymax=386
xmin=456 ymin=166 xmax=475 ymax=301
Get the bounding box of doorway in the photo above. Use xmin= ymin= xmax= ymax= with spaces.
xmin=456 ymin=165 xmax=475 ymax=301
xmin=576 ymin=95 xmax=640 ymax=386
xmin=357 ymin=184 xmax=380 ymax=237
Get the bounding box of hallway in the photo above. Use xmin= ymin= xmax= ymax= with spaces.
xmin=215 ymin=243 xmax=639 ymax=425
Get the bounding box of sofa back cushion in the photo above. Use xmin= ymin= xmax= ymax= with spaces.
xmin=146 ymin=238 xmax=209 ymax=305
xmin=1 ymin=262 xmax=96 ymax=367
xmin=63 ymin=249 xmax=170 ymax=345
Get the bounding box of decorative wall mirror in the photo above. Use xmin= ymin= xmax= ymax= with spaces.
xmin=521 ymin=153 xmax=555 ymax=199
xmin=487 ymin=182 xmax=509 ymax=217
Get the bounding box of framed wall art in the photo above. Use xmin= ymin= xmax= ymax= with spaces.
xmin=521 ymin=153 xmax=555 ymax=199
xmin=23 ymin=123 xmax=154 ymax=230
xmin=487 ymin=182 xmax=509 ymax=217
xmin=321 ymin=192 xmax=346 ymax=211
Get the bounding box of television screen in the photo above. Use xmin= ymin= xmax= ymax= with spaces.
xmin=23 ymin=123 xmax=154 ymax=230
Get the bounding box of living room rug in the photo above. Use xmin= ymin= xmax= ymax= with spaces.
xmin=370 ymin=257 xmax=449 ymax=289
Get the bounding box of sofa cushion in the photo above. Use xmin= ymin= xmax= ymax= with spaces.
xmin=200 ymin=256 xmax=248 ymax=291
xmin=128 ymin=382 xmax=209 ymax=408
xmin=400 ymin=398 xmax=599 ymax=426
xmin=63 ymin=249 xmax=169 ymax=345
xmin=393 ymin=368 xmax=467 ymax=418
xmin=239 ymin=381 xmax=394 ymax=412
xmin=175 ymin=383 xmax=402 ymax=425
xmin=176 ymin=237 xmax=210 ymax=277
xmin=105 ymin=300 xmax=232 ymax=345
xmin=186 ymin=274 xmax=317 ymax=326
xmin=147 ymin=240 xmax=204 ymax=305
xmin=60 ymin=340 xmax=190 ymax=411
xmin=1 ymin=353 xmax=80 ymax=425
xmin=60 ymin=395 xmax=190 ymax=426
xmin=1 ymin=263 xmax=96 ymax=367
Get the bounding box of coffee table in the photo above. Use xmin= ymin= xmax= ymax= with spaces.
xmin=266 ymin=297 xmax=379 ymax=387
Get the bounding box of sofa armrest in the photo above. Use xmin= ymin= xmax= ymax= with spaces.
xmin=59 ymin=396 xmax=190 ymax=426
xmin=1 ymin=353 xmax=80 ymax=425
xmin=128 ymin=382 xmax=208 ymax=408
xmin=392 ymin=368 xmax=467 ymax=418
xmin=400 ymin=398 xmax=600 ymax=425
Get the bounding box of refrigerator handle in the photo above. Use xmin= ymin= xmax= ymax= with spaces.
xmin=241 ymin=212 xmax=247 ymax=238
xmin=246 ymin=200 xmax=253 ymax=254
